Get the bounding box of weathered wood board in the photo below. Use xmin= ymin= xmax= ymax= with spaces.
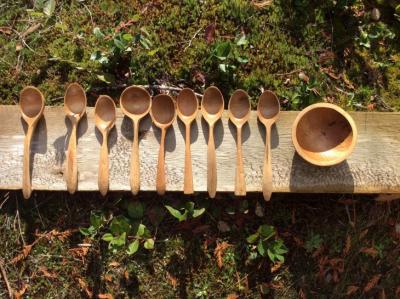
xmin=0 ymin=105 xmax=399 ymax=193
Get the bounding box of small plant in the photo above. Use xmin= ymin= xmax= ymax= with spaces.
xmin=80 ymin=201 xmax=154 ymax=255
xmin=165 ymin=201 xmax=205 ymax=222
xmin=247 ymin=224 xmax=288 ymax=263
xmin=208 ymin=34 xmax=250 ymax=75
xmin=304 ymin=233 xmax=323 ymax=253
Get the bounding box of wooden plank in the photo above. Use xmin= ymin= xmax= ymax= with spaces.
xmin=0 ymin=105 xmax=399 ymax=193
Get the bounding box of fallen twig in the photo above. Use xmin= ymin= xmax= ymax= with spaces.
xmin=0 ymin=259 xmax=13 ymax=299
xmin=184 ymin=27 xmax=203 ymax=52
xmin=276 ymin=69 xmax=303 ymax=76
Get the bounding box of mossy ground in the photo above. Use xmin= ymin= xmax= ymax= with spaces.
xmin=1 ymin=1 xmax=400 ymax=298
xmin=0 ymin=0 xmax=399 ymax=109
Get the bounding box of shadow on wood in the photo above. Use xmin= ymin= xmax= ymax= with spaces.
xmin=289 ymin=152 xmax=354 ymax=193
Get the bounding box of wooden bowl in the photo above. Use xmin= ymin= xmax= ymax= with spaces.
xmin=292 ymin=103 xmax=357 ymax=166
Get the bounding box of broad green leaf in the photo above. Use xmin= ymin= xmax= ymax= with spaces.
xmin=246 ymin=233 xmax=259 ymax=244
xmin=102 ymin=233 xmax=114 ymax=242
xmin=214 ymin=41 xmax=231 ymax=59
xmin=128 ymin=201 xmax=144 ymax=219
xmin=110 ymin=232 xmax=126 ymax=246
xmin=79 ymin=227 xmax=94 ymax=236
xmin=93 ymin=27 xmax=105 ymax=39
xmin=127 ymin=239 xmax=139 ymax=255
xmin=97 ymin=73 xmax=115 ymax=84
xmin=219 ymin=64 xmax=227 ymax=72
xmin=90 ymin=210 xmax=104 ymax=229
xmin=257 ymin=240 xmax=267 ymax=257
xmin=43 ymin=0 xmax=55 ymax=16
xmin=122 ymin=33 xmax=133 ymax=42
xmin=90 ymin=51 xmax=101 ymax=61
xmin=136 ymin=223 xmax=146 ymax=237
xmin=113 ymin=38 xmax=126 ymax=50
xmin=165 ymin=205 xmax=186 ymax=222
xmin=192 ymin=208 xmax=205 ymax=218
xmin=144 ymin=238 xmax=154 ymax=250
xmin=131 ymin=14 xmax=140 ymax=22
xmin=184 ymin=201 xmax=195 ymax=213
xmin=236 ymin=56 xmax=249 ymax=63
xmin=258 ymin=225 xmax=275 ymax=240
xmin=110 ymin=215 xmax=131 ymax=235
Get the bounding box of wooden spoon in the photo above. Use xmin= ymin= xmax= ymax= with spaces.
xmin=120 ymin=86 xmax=151 ymax=195
xmin=177 ymin=88 xmax=198 ymax=194
xmin=228 ymin=89 xmax=251 ymax=196
xmin=64 ymin=83 xmax=87 ymax=194
xmin=19 ymin=86 xmax=45 ymax=199
xmin=150 ymin=94 xmax=176 ymax=195
xmin=94 ymin=95 xmax=116 ymax=196
xmin=201 ymin=86 xmax=224 ymax=198
xmin=257 ymin=90 xmax=280 ymax=201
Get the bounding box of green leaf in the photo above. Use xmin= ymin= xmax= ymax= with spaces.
xmin=219 ymin=64 xmax=227 ymax=72
xmin=97 ymin=73 xmax=115 ymax=84
xmin=122 ymin=33 xmax=133 ymax=42
xmin=257 ymin=240 xmax=267 ymax=257
xmin=128 ymin=201 xmax=144 ymax=219
xmin=90 ymin=211 xmax=104 ymax=229
xmin=135 ymin=223 xmax=146 ymax=237
xmin=79 ymin=227 xmax=92 ymax=236
xmin=258 ymin=225 xmax=275 ymax=240
xmin=192 ymin=208 xmax=205 ymax=218
xmin=110 ymin=215 xmax=131 ymax=235
xmin=184 ymin=201 xmax=195 ymax=213
xmin=236 ymin=34 xmax=248 ymax=46
xmin=110 ymin=232 xmax=126 ymax=246
xmin=246 ymin=233 xmax=259 ymax=244
xmin=165 ymin=205 xmax=186 ymax=222
xmin=131 ymin=14 xmax=140 ymax=22
xmin=93 ymin=27 xmax=105 ymax=39
xmin=127 ymin=239 xmax=139 ymax=255
xmin=236 ymin=56 xmax=249 ymax=63
xmin=214 ymin=41 xmax=231 ymax=59
xmin=113 ymin=38 xmax=126 ymax=50
xmin=43 ymin=0 xmax=55 ymax=16
xmin=102 ymin=233 xmax=114 ymax=242
xmin=144 ymin=238 xmax=154 ymax=250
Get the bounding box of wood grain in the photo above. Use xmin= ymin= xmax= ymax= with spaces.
xmin=0 ymin=105 xmax=399 ymax=193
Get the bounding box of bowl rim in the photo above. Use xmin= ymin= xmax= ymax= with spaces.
xmin=291 ymin=102 xmax=358 ymax=166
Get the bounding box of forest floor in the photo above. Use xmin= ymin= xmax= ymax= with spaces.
xmin=0 ymin=0 xmax=400 ymax=298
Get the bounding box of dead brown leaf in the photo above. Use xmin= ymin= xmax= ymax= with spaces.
xmin=360 ymin=247 xmax=378 ymax=258
xmin=104 ymin=274 xmax=113 ymax=282
xmin=299 ymin=288 xmax=306 ymax=299
xmin=214 ymin=241 xmax=231 ymax=269
xmin=98 ymin=294 xmax=113 ymax=299
xmin=14 ymin=283 xmax=27 ymax=299
xmin=0 ymin=27 xmax=12 ymax=35
xmin=166 ymin=272 xmax=177 ymax=289
xmin=21 ymin=23 xmax=41 ymax=37
xmin=204 ymin=24 xmax=216 ymax=44
xmin=78 ymin=278 xmax=93 ymax=298
xmin=359 ymin=229 xmax=369 ymax=240
xmin=364 ymin=274 xmax=381 ymax=293
xmin=39 ymin=266 xmax=58 ymax=279
xmin=226 ymin=294 xmax=239 ymax=299
xmin=11 ymin=244 xmax=34 ymax=264
xmin=109 ymin=261 xmax=120 ymax=267
xmin=271 ymin=262 xmax=283 ymax=273
xmin=346 ymin=285 xmax=359 ymax=295
xmin=343 ymin=235 xmax=351 ymax=256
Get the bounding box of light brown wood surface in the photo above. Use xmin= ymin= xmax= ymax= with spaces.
xmin=0 ymin=105 xmax=399 ymax=194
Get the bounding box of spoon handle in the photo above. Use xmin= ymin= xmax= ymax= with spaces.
xmin=130 ymin=120 xmax=140 ymax=195
xmin=156 ymin=128 xmax=166 ymax=195
xmin=183 ymin=123 xmax=194 ymax=194
xmin=98 ymin=132 xmax=109 ymax=196
xmin=66 ymin=123 xmax=78 ymax=194
xmin=262 ymin=125 xmax=273 ymax=201
xmin=207 ymin=124 xmax=217 ymax=198
xmin=235 ymin=126 xmax=246 ymax=196
xmin=22 ymin=125 xmax=34 ymax=199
